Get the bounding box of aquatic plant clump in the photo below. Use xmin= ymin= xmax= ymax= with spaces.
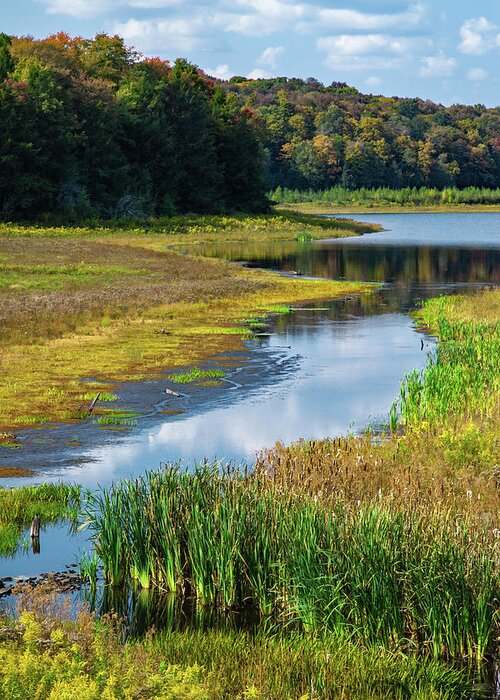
xmin=166 ymin=367 xmax=226 ymax=384
xmin=83 ymin=464 xmax=498 ymax=663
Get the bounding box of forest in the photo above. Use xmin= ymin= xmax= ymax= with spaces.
xmin=0 ymin=32 xmax=499 ymax=221
xmin=0 ymin=32 xmax=268 ymax=220
xmin=225 ymin=76 xmax=500 ymax=191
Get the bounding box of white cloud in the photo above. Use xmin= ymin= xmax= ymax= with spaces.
xmin=247 ymin=68 xmax=272 ymax=79
xmin=317 ymin=34 xmax=410 ymax=56
xmin=42 ymin=0 xmax=180 ymax=17
xmin=74 ymin=0 xmax=426 ymax=35
xmin=419 ymin=51 xmax=456 ymax=78
xmin=223 ymin=0 xmax=308 ymax=35
xmin=41 ymin=0 xmax=427 ymax=48
xmin=43 ymin=0 xmax=110 ymax=18
xmin=234 ymin=0 xmax=308 ymax=23
xmin=365 ymin=76 xmax=382 ymax=88
xmin=458 ymin=17 xmax=499 ymax=55
xmin=316 ymin=34 xmax=421 ymax=72
xmin=114 ymin=16 xmax=216 ymax=52
xmin=258 ymin=46 xmax=284 ymax=69
xmin=467 ymin=67 xmax=488 ymax=81
xmin=129 ymin=0 xmax=180 ymax=6
xmin=205 ymin=64 xmax=233 ymax=80
xmin=216 ymin=13 xmax=273 ymax=36
xmin=323 ymin=56 xmax=404 ymax=71
xmin=314 ymin=3 xmax=425 ymax=31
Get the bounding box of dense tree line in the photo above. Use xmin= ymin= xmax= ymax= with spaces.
xmin=222 ymin=77 xmax=500 ymax=191
xmin=1 ymin=33 xmax=498 ymax=221
xmin=0 ymin=33 xmax=268 ymax=220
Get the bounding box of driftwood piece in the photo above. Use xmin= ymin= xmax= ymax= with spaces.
xmin=87 ymin=392 xmax=101 ymax=415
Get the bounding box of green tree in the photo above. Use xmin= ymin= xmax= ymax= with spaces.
xmin=81 ymin=33 xmax=138 ymax=82
xmin=341 ymin=141 xmax=387 ymax=189
xmin=0 ymin=33 xmax=13 ymax=80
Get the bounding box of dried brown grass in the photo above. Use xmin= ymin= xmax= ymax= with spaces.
xmin=255 ymin=411 xmax=499 ymax=522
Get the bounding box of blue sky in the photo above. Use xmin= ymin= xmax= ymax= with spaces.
xmin=3 ymin=0 xmax=500 ymax=106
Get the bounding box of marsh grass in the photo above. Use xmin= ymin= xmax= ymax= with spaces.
xmin=264 ymin=304 xmax=292 ymax=314
xmin=0 ymin=483 xmax=81 ymax=557
xmin=250 ymin=288 xmax=499 ymax=669
xmin=241 ymin=316 xmax=268 ymax=330
xmin=0 ymin=263 xmax=145 ymax=292
xmin=81 ymin=391 xmax=118 ymax=402
xmin=0 ymin=467 xmax=34 ymax=477
xmin=14 ymin=415 xmax=49 ymax=426
xmin=0 ymin=433 xmax=20 ymax=449
xmin=0 ymin=211 xmax=379 ymax=241
xmin=0 ymin=216 xmax=371 ymax=430
xmin=255 ymin=417 xmax=499 ymax=521
xmin=0 ymin=524 xmax=25 ymax=558
xmin=83 ymin=464 xmax=498 ymax=663
xmin=256 ymin=289 xmax=499 ymax=521
xmin=154 ymin=629 xmax=473 ymax=700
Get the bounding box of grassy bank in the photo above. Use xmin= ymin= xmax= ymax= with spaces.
xmin=271 ymin=186 xmax=500 ymax=213
xmin=398 ymin=290 xmax=499 ymax=426
xmin=0 ymin=211 xmax=377 ymax=243
xmin=0 ymin=590 xmax=472 ymax=700
xmin=0 ymin=484 xmax=80 ymax=557
xmin=0 ymin=213 xmax=376 ymax=431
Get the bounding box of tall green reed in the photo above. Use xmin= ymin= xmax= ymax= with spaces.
xmin=83 ymin=464 xmax=498 ymax=662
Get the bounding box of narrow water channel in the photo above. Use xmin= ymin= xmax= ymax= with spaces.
xmin=0 ymin=212 xmax=498 ymax=580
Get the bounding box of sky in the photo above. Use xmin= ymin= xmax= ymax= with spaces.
xmin=3 ymin=0 xmax=500 ymax=106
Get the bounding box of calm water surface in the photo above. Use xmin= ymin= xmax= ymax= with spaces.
xmin=0 ymin=212 xmax=498 ymax=578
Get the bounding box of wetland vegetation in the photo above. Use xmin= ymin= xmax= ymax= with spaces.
xmin=271 ymin=186 xmax=500 ymax=212
xmin=0 ymin=27 xmax=499 ymax=700
xmin=0 ymin=209 xmax=498 ymax=696
xmin=70 ymin=287 xmax=496 ymax=697
xmin=0 ymin=207 xmax=498 ymax=698
xmin=84 ymin=464 xmax=497 ymax=661
xmin=0 ymin=213 xmax=375 ymax=431
xmin=0 ymin=286 xmax=497 ymax=699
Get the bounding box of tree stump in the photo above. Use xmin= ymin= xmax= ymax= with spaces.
xmin=30 ymin=515 xmax=40 ymax=539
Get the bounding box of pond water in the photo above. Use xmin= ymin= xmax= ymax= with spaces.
xmin=0 ymin=212 xmax=498 ymax=579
